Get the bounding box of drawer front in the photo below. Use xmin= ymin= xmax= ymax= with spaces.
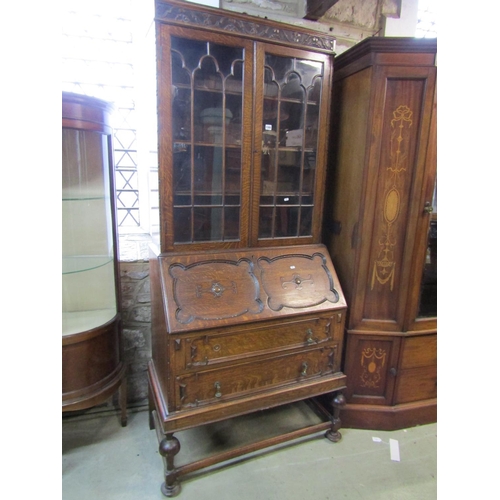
xmin=182 ymin=314 xmax=343 ymax=369
xmin=175 ymin=345 xmax=338 ymax=409
xmin=395 ymin=365 xmax=437 ymax=404
xmin=400 ymin=334 xmax=437 ymax=369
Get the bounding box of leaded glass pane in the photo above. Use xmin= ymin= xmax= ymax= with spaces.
xmin=170 ymin=36 xmax=244 ymax=244
xmin=259 ymin=53 xmax=323 ymax=240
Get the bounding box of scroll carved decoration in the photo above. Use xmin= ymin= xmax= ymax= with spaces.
xmin=371 ymin=104 xmax=413 ymax=290
xmin=169 ymin=258 xmax=263 ymax=324
xmin=258 ymin=252 xmax=339 ymax=311
xmin=155 ymin=2 xmax=336 ymax=52
xmin=359 ymin=347 xmax=387 ymax=388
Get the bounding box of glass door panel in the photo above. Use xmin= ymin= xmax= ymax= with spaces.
xmin=170 ymin=36 xmax=245 ymax=244
xmin=62 ymin=128 xmax=117 ymax=335
xmin=258 ymin=53 xmax=323 ymax=240
xmin=417 ymin=184 xmax=437 ymax=317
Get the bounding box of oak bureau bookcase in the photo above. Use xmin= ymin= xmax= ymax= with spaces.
xmin=323 ymin=37 xmax=437 ymax=430
xmin=148 ymin=0 xmax=347 ymax=496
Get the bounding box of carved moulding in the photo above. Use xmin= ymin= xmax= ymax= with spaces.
xmin=155 ymin=0 xmax=336 ymax=52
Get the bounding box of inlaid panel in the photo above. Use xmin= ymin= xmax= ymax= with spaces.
xmin=344 ymin=335 xmax=400 ymax=404
xmin=363 ymin=78 xmax=426 ymax=322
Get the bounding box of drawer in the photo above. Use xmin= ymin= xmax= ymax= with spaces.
xmin=395 ymin=365 xmax=437 ymax=404
xmin=181 ymin=314 xmax=343 ymax=369
xmin=400 ymin=335 xmax=437 ymax=369
xmin=174 ymin=344 xmax=339 ymax=409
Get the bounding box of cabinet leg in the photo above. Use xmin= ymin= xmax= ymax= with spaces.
xmin=119 ymin=376 xmax=128 ymax=427
xmin=159 ymin=434 xmax=181 ymax=497
xmin=148 ymin=384 xmax=155 ymax=431
xmin=325 ymin=391 xmax=346 ymax=443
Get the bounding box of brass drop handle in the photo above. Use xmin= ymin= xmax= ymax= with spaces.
xmin=301 ymin=362 xmax=308 ymax=376
xmin=306 ymin=328 xmax=315 ymax=344
xmin=214 ymin=381 xmax=222 ymax=398
xmin=423 ymin=201 xmax=434 ymax=214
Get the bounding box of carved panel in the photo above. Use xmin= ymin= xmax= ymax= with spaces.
xmin=169 ymin=258 xmax=263 ymax=324
xmin=258 ymin=252 xmax=339 ymax=310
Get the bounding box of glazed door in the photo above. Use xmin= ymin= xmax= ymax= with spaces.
xmin=251 ymin=44 xmax=332 ymax=247
xmin=156 ymin=25 xmax=254 ymax=251
xmin=405 ymin=87 xmax=437 ymax=331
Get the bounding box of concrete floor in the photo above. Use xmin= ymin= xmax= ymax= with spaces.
xmin=62 ymin=402 xmax=437 ymax=500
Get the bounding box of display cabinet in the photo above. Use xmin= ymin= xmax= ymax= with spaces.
xmin=323 ymin=37 xmax=437 ymax=430
xmin=153 ymin=1 xmax=333 ymax=252
xmin=149 ymin=1 xmax=345 ymax=496
xmin=62 ymin=92 xmax=127 ymax=426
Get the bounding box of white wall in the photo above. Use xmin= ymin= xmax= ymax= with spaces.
xmin=384 ymin=0 xmax=419 ymax=36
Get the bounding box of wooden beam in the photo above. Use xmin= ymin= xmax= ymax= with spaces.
xmin=304 ymin=0 xmax=340 ymax=21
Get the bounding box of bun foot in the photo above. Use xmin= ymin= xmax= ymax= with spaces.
xmin=161 ymin=481 xmax=181 ymax=497
xmin=325 ymin=429 xmax=342 ymax=442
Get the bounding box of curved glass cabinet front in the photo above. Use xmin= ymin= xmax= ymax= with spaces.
xmin=62 ymin=97 xmax=117 ymax=336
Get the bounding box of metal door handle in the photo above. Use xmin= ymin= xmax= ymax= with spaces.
xmin=214 ymin=381 xmax=222 ymax=398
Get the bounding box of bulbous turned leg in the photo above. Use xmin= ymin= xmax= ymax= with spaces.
xmin=325 ymin=392 xmax=346 ymax=443
xmin=159 ymin=434 xmax=181 ymax=497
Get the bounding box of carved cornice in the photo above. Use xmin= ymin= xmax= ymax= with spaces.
xmin=155 ymin=0 xmax=336 ymax=53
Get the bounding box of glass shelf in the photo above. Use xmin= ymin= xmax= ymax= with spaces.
xmin=62 ymin=255 xmax=114 ymax=275
xmin=62 ymin=195 xmax=106 ymax=202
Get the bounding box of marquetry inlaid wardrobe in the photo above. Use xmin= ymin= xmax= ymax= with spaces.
xmin=323 ymin=37 xmax=437 ymax=430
